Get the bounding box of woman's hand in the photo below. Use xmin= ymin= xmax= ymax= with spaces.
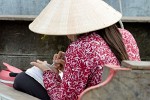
xmin=30 ymin=60 xmax=59 ymax=74
xmin=53 ymin=51 xmax=65 ymax=72
xmin=53 ymin=51 xmax=65 ymax=60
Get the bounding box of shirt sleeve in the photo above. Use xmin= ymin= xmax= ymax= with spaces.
xmin=43 ymin=46 xmax=92 ymax=100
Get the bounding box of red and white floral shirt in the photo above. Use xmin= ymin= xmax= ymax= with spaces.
xmin=43 ymin=29 xmax=140 ymax=100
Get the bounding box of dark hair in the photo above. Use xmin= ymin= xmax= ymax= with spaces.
xmin=78 ymin=24 xmax=129 ymax=64
xmin=96 ymin=24 xmax=129 ymax=64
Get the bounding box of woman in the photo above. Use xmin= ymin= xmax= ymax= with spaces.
xmin=30 ymin=25 xmax=140 ymax=100
xmin=16 ymin=0 xmax=141 ymax=100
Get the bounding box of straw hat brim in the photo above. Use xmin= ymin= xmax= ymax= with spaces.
xmin=29 ymin=0 xmax=122 ymax=35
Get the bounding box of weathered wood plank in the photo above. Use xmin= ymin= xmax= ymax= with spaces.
xmin=122 ymin=17 xmax=150 ymax=23
xmin=79 ymin=61 xmax=150 ymax=100
xmin=80 ymin=69 xmax=150 ymax=100
xmin=0 ymin=15 xmax=35 ymax=21
xmin=121 ymin=60 xmax=150 ymax=70
xmin=0 ymin=83 xmax=39 ymax=100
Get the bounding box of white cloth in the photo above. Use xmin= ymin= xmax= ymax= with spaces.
xmin=25 ymin=66 xmax=63 ymax=87
xmin=25 ymin=66 xmax=44 ymax=87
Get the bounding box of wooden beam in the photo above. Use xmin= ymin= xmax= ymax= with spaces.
xmin=0 ymin=15 xmax=36 ymax=21
xmin=122 ymin=17 xmax=150 ymax=23
xmin=0 ymin=15 xmax=150 ymax=23
xmin=0 ymin=83 xmax=39 ymax=100
xmin=121 ymin=60 xmax=150 ymax=70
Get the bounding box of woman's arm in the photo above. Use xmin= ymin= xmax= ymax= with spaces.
xmin=43 ymin=47 xmax=93 ymax=100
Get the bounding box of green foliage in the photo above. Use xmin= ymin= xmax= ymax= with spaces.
xmin=41 ymin=35 xmax=49 ymax=41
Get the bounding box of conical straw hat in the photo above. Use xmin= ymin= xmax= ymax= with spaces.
xmin=29 ymin=0 xmax=122 ymax=35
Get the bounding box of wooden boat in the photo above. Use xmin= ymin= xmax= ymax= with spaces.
xmin=0 ymin=62 xmax=22 ymax=87
xmin=79 ymin=60 xmax=150 ymax=100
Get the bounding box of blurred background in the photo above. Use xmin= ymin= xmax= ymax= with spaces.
xmin=0 ymin=0 xmax=150 ymax=70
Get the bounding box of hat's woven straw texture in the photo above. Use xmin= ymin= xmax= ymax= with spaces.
xmin=29 ymin=0 xmax=122 ymax=35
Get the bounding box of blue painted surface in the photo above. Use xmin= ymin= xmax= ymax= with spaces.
xmin=0 ymin=0 xmax=150 ymax=16
xmin=105 ymin=0 xmax=150 ymax=17
xmin=121 ymin=0 xmax=150 ymax=16
xmin=0 ymin=0 xmax=50 ymax=15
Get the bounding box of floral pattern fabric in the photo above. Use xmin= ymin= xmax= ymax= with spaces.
xmin=43 ymin=29 xmax=140 ymax=100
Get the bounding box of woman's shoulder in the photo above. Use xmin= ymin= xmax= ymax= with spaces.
xmin=118 ymin=28 xmax=136 ymax=41
xmin=118 ymin=28 xmax=133 ymax=36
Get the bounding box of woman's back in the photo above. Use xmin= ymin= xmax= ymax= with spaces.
xmin=65 ymin=28 xmax=140 ymax=89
